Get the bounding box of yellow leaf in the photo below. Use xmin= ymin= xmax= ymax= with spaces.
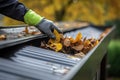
xmin=84 ymin=40 xmax=90 ymax=47
xmin=69 ymin=37 xmax=74 ymax=43
xmin=94 ymin=40 xmax=99 ymax=46
xmin=50 ymin=43 xmax=62 ymax=52
xmin=72 ymin=32 xmax=82 ymax=43
xmin=48 ymin=29 xmax=62 ymax=43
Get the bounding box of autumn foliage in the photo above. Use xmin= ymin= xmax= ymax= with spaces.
xmin=3 ymin=0 xmax=120 ymax=25
xmin=40 ymin=29 xmax=100 ymax=58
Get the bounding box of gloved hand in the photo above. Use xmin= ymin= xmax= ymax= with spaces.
xmin=36 ymin=19 xmax=62 ymax=39
xmin=24 ymin=9 xmax=62 ymax=39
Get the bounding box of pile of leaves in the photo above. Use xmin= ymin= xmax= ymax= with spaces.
xmin=40 ymin=29 xmax=100 ymax=58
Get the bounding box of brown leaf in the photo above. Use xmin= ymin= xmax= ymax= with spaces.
xmin=41 ymin=41 xmax=46 ymax=48
xmin=0 ymin=34 xmax=6 ymax=40
xmin=63 ymin=38 xmax=71 ymax=47
xmin=72 ymin=45 xmax=84 ymax=51
xmin=74 ymin=52 xmax=85 ymax=58
xmin=23 ymin=26 xmax=29 ymax=34
xmin=82 ymin=47 xmax=90 ymax=54
xmin=30 ymin=31 xmax=41 ymax=35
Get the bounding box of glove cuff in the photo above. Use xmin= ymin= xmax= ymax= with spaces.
xmin=24 ymin=9 xmax=43 ymax=25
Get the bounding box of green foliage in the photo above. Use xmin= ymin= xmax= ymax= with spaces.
xmin=108 ymin=40 xmax=120 ymax=77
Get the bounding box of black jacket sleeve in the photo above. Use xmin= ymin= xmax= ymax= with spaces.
xmin=0 ymin=0 xmax=28 ymax=21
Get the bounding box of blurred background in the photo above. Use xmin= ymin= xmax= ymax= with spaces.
xmin=0 ymin=0 xmax=120 ymax=80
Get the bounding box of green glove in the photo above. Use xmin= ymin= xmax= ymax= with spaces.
xmin=24 ymin=9 xmax=62 ymax=39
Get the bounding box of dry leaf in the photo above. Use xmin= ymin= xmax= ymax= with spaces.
xmin=0 ymin=34 xmax=6 ymax=40
xmin=69 ymin=37 xmax=74 ymax=43
xmin=84 ymin=40 xmax=90 ymax=47
xmin=30 ymin=31 xmax=41 ymax=35
xmin=72 ymin=32 xmax=82 ymax=43
xmin=72 ymin=45 xmax=84 ymax=51
xmin=48 ymin=29 xmax=62 ymax=43
xmin=75 ymin=52 xmax=85 ymax=58
xmin=63 ymin=38 xmax=71 ymax=47
xmin=23 ymin=26 xmax=29 ymax=34
xmin=49 ymin=43 xmax=62 ymax=52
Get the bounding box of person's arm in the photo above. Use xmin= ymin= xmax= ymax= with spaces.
xmin=0 ymin=0 xmax=62 ymax=39
xmin=0 ymin=0 xmax=27 ymax=21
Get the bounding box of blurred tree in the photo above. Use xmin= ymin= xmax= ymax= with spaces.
xmin=2 ymin=0 xmax=120 ymax=25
